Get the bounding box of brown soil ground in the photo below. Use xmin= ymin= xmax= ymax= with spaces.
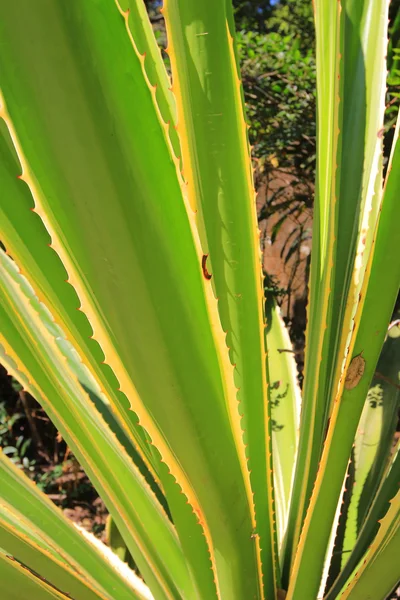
xmin=257 ymin=169 xmax=313 ymax=321
xmin=257 ymin=169 xmax=313 ymax=377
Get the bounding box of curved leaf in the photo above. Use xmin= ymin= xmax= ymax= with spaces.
xmin=325 ymin=439 xmax=400 ymax=599
xmin=265 ymin=299 xmax=301 ymax=550
xmin=0 ymin=451 xmax=152 ymax=600
xmin=163 ymin=0 xmax=278 ymax=594
xmin=338 ymin=488 xmax=400 ymax=600
xmin=284 ymin=0 xmax=390 ymax=582
xmin=286 ymin=105 xmax=400 ymax=600
xmin=0 ymin=2 xmax=260 ymax=596
xmin=0 ymin=250 xmax=193 ymax=600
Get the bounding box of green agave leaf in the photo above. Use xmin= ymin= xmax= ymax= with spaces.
xmin=281 ymin=0 xmax=343 ymax=575
xmin=265 ymin=299 xmax=301 ymax=550
xmin=341 ymin=320 xmax=400 ymax=567
xmin=337 ymin=487 xmax=400 ymax=600
xmin=324 ymin=455 xmax=356 ymax=594
xmin=0 ymin=452 xmax=152 ymax=600
xmin=0 ymin=548 xmax=70 ymax=600
xmin=341 ymin=388 xmax=385 ymax=565
xmin=105 ymin=515 xmax=138 ymax=572
xmin=321 ymin=0 xmax=388 ymax=416
xmin=150 ymin=462 xmax=220 ymax=600
xmin=0 ymin=118 xmax=157 ymax=479
xmin=0 ymin=144 xmax=169 ymax=512
xmin=325 ymin=439 xmax=400 ymax=600
xmin=114 ymin=0 xmax=181 ymax=159
xmin=284 ymin=0 xmax=389 ymax=581
xmin=0 ymin=506 xmax=112 ymax=600
xmin=356 ymin=320 xmax=400 ymax=528
xmin=78 ymin=526 xmax=154 ymax=600
xmin=163 ymin=0 xmax=278 ymax=594
xmin=0 ymin=2 xmax=260 ymax=597
xmin=285 ymin=105 xmax=400 ymax=600
xmin=0 ymin=250 xmax=193 ymax=600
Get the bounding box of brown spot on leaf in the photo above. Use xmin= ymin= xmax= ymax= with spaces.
xmin=344 ymin=354 xmax=365 ymax=390
xmin=377 ymin=128 xmax=385 ymax=138
xmin=202 ymin=254 xmax=212 ymax=280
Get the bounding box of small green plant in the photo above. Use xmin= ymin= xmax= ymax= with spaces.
xmin=238 ymin=28 xmax=316 ymax=172
xmin=1 ymin=434 xmax=33 ymax=471
xmin=0 ymin=1 xmax=399 ymax=599
xmin=0 ymin=379 xmax=36 ymax=472
xmin=35 ymin=463 xmax=64 ymax=494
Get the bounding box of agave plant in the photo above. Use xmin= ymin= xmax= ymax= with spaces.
xmin=0 ymin=0 xmax=399 ymax=599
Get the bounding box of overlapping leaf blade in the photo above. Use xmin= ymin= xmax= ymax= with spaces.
xmin=0 ymin=1 xmax=260 ymax=597
xmin=341 ymin=321 xmax=400 ymax=566
xmin=0 ymin=249 xmax=194 ymax=600
xmin=281 ymin=0 xmax=343 ymax=576
xmin=341 ymin=391 xmax=385 ymax=564
xmin=356 ymin=320 xmax=400 ymax=528
xmin=284 ymin=0 xmax=390 ymax=582
xmin=325 ymin=439 xmax=400 ymax=600
xmin=285 ymin=108 xmax=400 ymax=599
xmin=0 ymin=548 xmax=70 ymax=600
xmin=337 ymin=488 xmax=400 ymax=600
xmin=114 ymin=0 xmax=181 ymax=158
xmin=265 ymin=299 xmax=300 ymax=550
xmin=0 ymin=451 xmax=152 ymax=600
xmin=163 ymin=0 xmax=277 ymax=595
xmin=0 ymin=101 xmax=157 ymax=479
xmin=0 ymin=1 xmax=398 ymax=599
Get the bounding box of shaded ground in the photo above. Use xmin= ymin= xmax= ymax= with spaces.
xmin=257 ymin=168 xmax=313 ymax=320
xmin=257 ymin=168 xmax=313 ymax=380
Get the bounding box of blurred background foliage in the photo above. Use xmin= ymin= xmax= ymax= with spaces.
xmin=144 ymin=0 xmax=400 ymax=178
xmin=235 ymin=0 xmax=316 ymax=175
xmin=146 ymin=0 xmax=317 ymax=175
